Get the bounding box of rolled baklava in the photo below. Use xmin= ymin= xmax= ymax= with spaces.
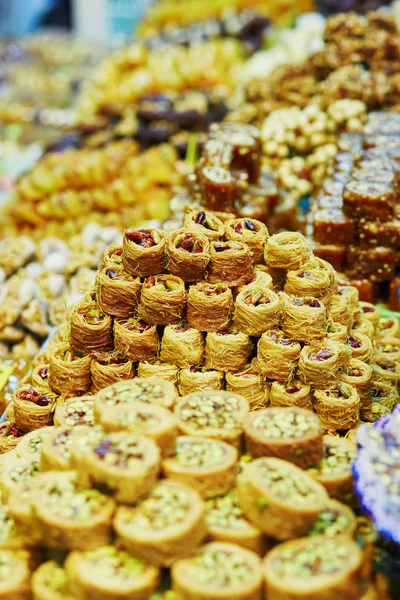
xmin=0 ymin=454 xmax=41 ymax=503
xmin=233 ymin=286 xmax=281 ymax=337
xmin=97 ymin=266 xmax=141 ymax=318
xmin=166 ymin=229 xmax=210 ymax=282
xmin=13 ymin=386 xmax=56 ymax=433
xmin=255 ymin=329 xmax=301 ymax=383
xmin=265 ymin=232 xmax=311 ymax=270
xmin=207 ymin=240 xmax=254 ymax=288
xmin=178 ymin=366 xmax=224 ymax=395
xmin=184 ymin=210 xmax=225 ymax=241
xmin=90 ymin=351 xmax=134 ymax=393
xmin=270 ymin=381 xmax=312 ymax=410
xmin=187 ymin=282 xmax=234 ymax=332
xmin=338 ymin=359 xmax=372 ymax=412
xmin=32 ymin=561 xmax=74 ymax=600
xmin=281 ymin=294 xmax=327 ymax=344
xmin=346 ymin=331 xmax=373 ymax=363
xmin=314 ymin=384 xmax=360 ymax=433
xmin=225 ymin=366 xmax=269 ymax=411
xmin=16 ymin=427 xmax=54 ymax=460
xmin=139 ymin=275 xmax=186 ymax=325
xmin=160 ymin=324 xmax=205 ymax=368
xmin=49 ymin=343 xmax=91 ymax=396
xmin=122 ymin=227 xmax=166 ymax=277
xmin=113 ymin=316 xmax=158 ymax=363
xmin=0 ymin=549 xmax=30 ymax=600
xmin=224 ymin=218 xmax=268 ymax=264
xmin=308 ymin=499 xmax=357 ymax=539
xmin=69 ymin=301 xmax=113 ymax=355
xmin=298 ymin=340 xmax=351 ymax=389
xmin=31 ymin=363 xmax=51 ymax=392
xmin=54 ymin=395 xmax=94 ymax=428
xmin=205 ymin=329 xmax=252 ymax=373
xmin=137 ymin=360 xmax=179 ymax=387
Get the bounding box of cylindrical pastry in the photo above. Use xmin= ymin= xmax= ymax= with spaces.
xmin=314 ymin=384 xmax=360 ymax=433
xmin=307 ymin=436 xmax=357 ymax=503
xmin=359 ymin=301 xmax=380 ymax=331
xmin=263 ymin=535 xmax=362 ymax=600
xmin=244 ymin=407 xmax=323 ymax=468
xmin=378 ymin=317 xmax=400 ymax=339
xmin=346 ymin=331 xmax=373 ymax=363
xmin=327 ymin=321 xmax=348 ymax=342
xmin=115 ymin=480 xmax=206 ymax=567
xmin=207 ymin=240 xmax=254 ymax=287
xmin=8 ymin=479 xmax=43 ymax=545
xmin=139 ymin=274 xmax=186 ymax=326
xmin=284 ymin=265 xmax=331 ymax=306
xmin=0 ymin=454 xmax=41 ymax=503
xmin=49 ymin=343 xmax=91 ymax=396
xmin=166 ymin=229 xmax=210 ymax=282
xmin=31 ymin=363 xmax=51 ymax=392
xmin=160 ymin=324 xmax=205 ymax=367
xmin=281 ymin=293 xmax=327 ymax=343
xmin=32 ymin=561 xmax=75 ymax=600
xmin=255 ymin=329 xmax=301 ymax=382
xmin=66 ymin=546 xmax=160 ymax=600
xmin=162 ymin=436 xmax=238 ymax=499
xmin=205 ymin=491 xmax=268 ymax=556
xmin=0 ymin=502 xmax=27 ymax=550
xmin=338 ymin=359 xmax=372 ymax=411
xmin=336 ymin=285 xmax=359 ymax=318
xmin=41 ymin=426 xmax=85 ymax=472
xmin=13 ymin=385 xmax=56 ymax=433
xmin=172 ymin=541 xmax=263 ymax=600
xmin=90 ymin=352 xmax=134 ymax=393
xmin=113 ymin=316 xmax=159 ymax=363
xmin=353 ymin=317 xmax=374 ymax=340
xmin=187 ymin=282 xmax=234 ymax=332
xmin=54 ymin=396 xmax=94 ymax=428
xmin=184 ymin=210 xmax=225 ymax=241
xmin=374 ymin=336 xmax=400 ymax=362
xmin=69 ymin=301 xmax=113 ymax=355
xmin=97 ymin=266 xmax=141 ymax=318
xmin=308 ymin=499 xmax=357 ymax=538
xmin=371 ymin=356 xmax=400 ymax=387
xmin=0 ymin=422 xmax=24 ymax=454
xmin=225 ymin=366 xmax=269 ymax=410
xmin=265 ymin=232 xmax=312 ymax=270
xmin=100 ymin=245 xmax=123 ymax=270
xmin=0 ymin=549 xmax=30 ymax=600
xmin=224 ymin=218 xmax=268 ymax=264
xmin=178 ymin=366 xmax=224 ymax=395
xmin=237 ymin=457 xmax=328 ymax=540
xmin=205 ymin=329 xmax=252 ymax=372
xmin=233 ymin=286 xmax=280 ymax=337
xmin=122 ymin=227 xmax=166 ymax=277
xmin=175 ymin=391 xmax=249 ymax=448
xmin=298 ymin=340 xmax=351 ymax=389
xmin=75 ymin=431 xmax=160 ymax=504
xmin=270 ymin=380 xmax=312 ymax=410
xmin=137 ymin=360 xmax=179 ymax=386
xmin=30 ymin=471 xmax=115 ymax=550
xmin=371 ymin=379 xmax=399 ymax=411
xmin=328 ymin=294 xmax=353 ymax=330
xmin=16 ymin=426 xmax=54 ymax=460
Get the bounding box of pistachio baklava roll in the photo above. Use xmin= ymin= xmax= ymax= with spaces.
xmin=207 ymin=240 xmax=254 ymax=288
xmin=371 ymin=379 xmax=399 ymax=411
xmin=0 ymin=503 xmax=27 ymax=550
xmin=308 ymin=499 xmax=357 ymax=539
xmin=139 ymin=274 xmax=186 ymax=325
xmin=374 ymin=336 xmax=400 ymax=363
xmin=114 ymin=316 xmax=158 ymax=363
xmin=378 ymin=316 xmax=400 ymax=339
xmin=205 ymin=329 xmax=252 ymax=373
xmin=328 ymin=294 xmax=353 ymax=330
xmin=263 ymin=535 xmax=362 ymax=600
xmin=32 ymin=561 xmax=75 ymax=600
xmin=172 ymin=541 xmax=263 ymax=600
xmin=338 ymin=359 xmax=372 ymax=411
xmin=270 ymin=380 xmax=312 ymax=410
xmin=31 ymin=363 xmax=51 ymax=392
xmin=40 ymin=426 xmax=97 ymax=472
xmin=0 ymin=453 xmax=41 ymax=503
xmin=346 ymin=331 xmax=373 ymax=363
xmin=49 ymin=343 xmax=91 ymax=396
xmin=281 ymin=294 xmax=327 ymax=343
xmin=175 ymin=391 xmax=249 ymax=448
xmin=122 ymin=227 xmax=166 ymax=277
xmin=0 ymin=549 xmax=30 ymax=600
xmin=336 ymin=285 xmax=359 ymax=318
xmin=100 ymin=245 xmax=123 ymax=270
xmin=359 ymin=301 xmax=380 ymax=331
xmin=115 ymin=480 xmax=206 ymax=567
xmin=236 ymin=457 xmax=328 ymax=540
xmin=265 ymin=232 xmax=312 ymax=270
xmin=298 ymin=340 xmax=350 ymax=389
xmin=314 ymin=384 xmax=360 ymax=433
xmin=187 ymin=282 xmax=234 ymax=332
xmin=327 ymin=321 xmax=348 ymax=343
xmin=160 ymin=324 xmax=205 ymax=368
xmin=255 ymin=329 xmax=301 ymax=383
xmin=137 ymin=360 xmax=179 ymax=386
xmin=97 ymin=266 xmax=141 ymax=318
xmin=233 ymin=286 xmax=281 ymax=337
xmin=184 ymin=210 xmax=225 ymax=241
xmin=224 ymin=218 xmax=269 ymax=264
xmin=13 ymin=385 xmax=56 ymax=433
xmin=244 ymin=407 xmax=323 ymax=469
xmin=16 ymin=427 xmax=54 ymax=460
xmin=353 ymin=317 xmax=375 ymax=341
xmin=54 ymin=395 xmax=94 ymax=428
xmin=162 ymin=436 xmax=238 ymax=499
xmin=284 ymin=265 xmax=331 ymax=306
xmin=8 ymin=480 xmax=43 ymax=545
xmin=371 ymin=356 xmax=400 ymax=387
xmin=69 ymin=301 xmax=113 ymax=355
xmin=0 ymin=422 xmax=24 ymax=454
xmin=166 ymin=229 xmax=210 ymax=282
xmin=90 ymin=352 xmax=134 ymax=393
xmin=178 ymin=366 xmax=224 ymax=395
xmin=66 ymin=546 xmax=160 ymax=600
xmin=225 ymin=366 xmax=269 ymax=411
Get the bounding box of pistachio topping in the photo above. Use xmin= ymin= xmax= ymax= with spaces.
xmin=188 ymin=547 xmax=252 ymax=587
xmin=94 ymin=436 xmax=147 ymax=468
xmin=117 ymin=409 xmax=162 ymax=429
xmin=100 ymin=381 xmax=168 ymax=406
xmin=9 ymin=459 xmax=41 ymax=484
xmin=309 ymin=442 xmax=355 ymax=476
xmin=309 ymin=507 xmax=352 ymax=537
xmin=23 ymin=429 xmax=51 ymax=454
xmin=251 ymin=411 xmax=318 ymax=439
xmin=43 ymin=480 xmax=109 ymax=520
xmin=272 ymin=539 xmax=350 ymax=578
xmin=179 ymin=395 xmax=240 ymax=430
xmin=43 ymin=563 xmax=69 ymax=593
xmin=0 ymin=505 xmax=18 ymax=541
xmin=206 ymin=492 xmax=248 ymax=530
xmin=84 ymin=546 xmax=145 ymax=579
xmin=64 ymin=400 xmax=94 ymax=426
xmin=125 ymin=483 xmax=190 ymax=530
xmin=258 ymin=463 xmax=318 ymax=504
xmin=175 ymin=439 xmax=227 ymax=468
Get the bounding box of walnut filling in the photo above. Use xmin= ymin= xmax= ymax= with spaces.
xmin=125 ymin=484 xmax=190 ymax=530
xmin=206 ymin=492 xmax=248 ymax=530
xmin=251 ymin=411 xmax=317 ymax=439
xmin=64 ymin=401 xmax=94 ymax=426
xmin=43 ymin=481 xmax=108 ymax=520
xmin=258 ymin=464 xmax=318 ymax=504
xmin=188 ymin=548 xmax=252 ymax=587
xmin=309 ymin=508 xmax=351 ymax=537
xmin=84 ymin=547 xmax=145 ymax=579
xmin=125 ymin=228 xmax=161 ymax=248
xmin=180 ymin=395 xmax=240 ymax=430
xmin=100 ymin=381 xmax=167 ymax=405
xmin=272 ymin=539 xmax=350 ymax=577
xmin=175 ymin=440 xmax=227 ymax=468
xmin=94 ymin=437 xmax=146 ymax=468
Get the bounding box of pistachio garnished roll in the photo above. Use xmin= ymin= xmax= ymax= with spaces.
xmin=162 ymin=436 xmax=238 ymax=499
xmin=31 ymin=363 xmax=51 ymax=392
xmin=265 ymin=232 xmax=312 ymax=270
xmin=178 ymin=367 xmax=224 ymax=395
xmin=54 ymin=396 xmax=94 ymax=428
xmin=359 ymin=302 xmax=380 ymax=331
xmin=371 ymin=379 xmax=399 ymax=411
xmin=97 ymin=266 xmax=141 ymax=318
xmin=243 ymin=408 xmax=323 ymax=469
xmin=30 ymin=471 xmax=115 ymax=550
xmin=205 ymin=491 xmax=268 ymax=556
xmin=32 ymin=561 xmax=75 ymax=600
xmin=205 ymin=329 xmax=252 ymax=373
xmin=139 ymin=275 xmax=186 ymax=326
xmin=284 ymin=264 xmax=331 ymax=306
xmin=90 ymin=352 xmax=134 ymax=393
xmin=48 ymin=343 xmax=91 ymax=396
xmin=0 ymin=503 xmax=27 ymax=550
xmin=13 ymin=385 xmax=56 ymax=433
xmin=166 ymin=229 xmax=210 ymax=282
xmin=298 ymin=340 xmax=350 ymax=389
xmin=100 ymin=245 xmax=123 ymax=270
xmin=40 ymin=426 xmax=92 ymax=472
xmin=224 ymin=218 xmax=268 ymax=264
xmin=338 ymin=359 xmax=373 ymax=412
xmin=0 ymin=422 xmax=24 ymax=454
xmin=328 ymin=294 xmax=353 ymax=330
xmin=0 ymin=454 xmax=41 ymax=503
xmin=336 ymin=285 xmax=359 ymax=320
xmin=281 ymin=294 xmax=327 ymax=344
xmin=137 ymin=360 xmax=179 ymax=386
xmin=308 ymin=500 xmax=357 ymax=539
xmin=8 ymin=480 xmax=43 ymax=545
xmin=66 ymin=546 xmax=160 ymax=600
xmin=114 ymin=317 xmax=159 ymax=363
xmin=255 ymin=329 xmax=301 ymax=383
xmin=233 ymin=286 xmax=281 ymax=337
xmin=207 ymin=240 xmax=254 ymax=288
xmin=307 ymin=436 xmax=357 ymax=503
xmin=270 ymin=381 xmax=312 ymax=411
xmin=184 ymin=210 xmax=225 ymax=241
xmin=225 ymin=366 xmax=269 ymax=411
xmin=346 ymin=331 xmax=373 ymax=363
xmin=314 ymin=384 xmax=360 ymax=433
xmin=160 ymin=324 xmax=205 ymax=368
xmin=374 ymin=336 xmax=400 ymax=362
xmin=187 ymin=282 xmax=234 ymax=332
xmin=353 ymin=317 xmax=375 ymax=340
xmin=16 ymin=427 xmax=54 ymax=459
xmin=326 ymin=321 xmax=348 ymax=342
xmin=122 ymin=227 xmax=166 ymax=277
xmin=371 ymin=356 xmax=400 ymax=387
xmin=0 ymin=549 xmax=30 ymax=599
xmin=115 ymin=480 xmax=206 ymax=567
xmin=172 ymin=541 xmax=262 ymax=600
xmin=263 ymin=535 xmax=362 ymax=600
xmin=175 ymin=391 xmax=249 ymax=448
xmin=377 ymin=316 xmax=400 ymax=339
xmin=236 ymin=457 xmax=328 ymax=540
xmin=69 ymin=301 xmax=113 ymax=355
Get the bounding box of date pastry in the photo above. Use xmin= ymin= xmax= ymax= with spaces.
xmin=225 ymin=366 xmax=269 ymax=410
xmin=166 ymin=229 xmax=210 ymax=282
xmin=97 ymin=266 xmax=141 ymax=318
xmin=160 ymin=323 xmax=204 ymax=368
xmin=270 ymin=381 xmax=312 ymax=411
xmin=54 ymin=396 xmax=94 ymax=428
xmin=90 ymin=352 xmax=134 ymax=393
xmin=113 ymin=316 xmax=158 ymax=363
xmin=13 ymin=385 xmax=56 ymax=433
xmin=234 ymin=286 xmax=280 ymax=337
xmin=187 ymin=282 xmax=234 ymax=332
xmin=224 ymin=218 xmax=268 ymax=264
xmin=122 ymin=227 xmax=166 ymax=277
xmin=178 ymin=366 xmax=224 ymax=395
xmin=48 ymin=343 xmax=91 ymax=396
xmin=265 ymin=232 xmax=311 ymax=270
xmin=255 ymin=329 xmax=301 ymax=383
xmin=184 ymin=210 xmax=225 ymax=241
xmin=205 ymin=329 xmax=252 ymax=373
xmin=207 ymin=240 xmax=254 ymax=288
xmin=314 ymin=384 xmax=360 ymax=433
xmin=31 ymin=561 xmax=75 ymax=600
xmin=137 ymin=360 xmax=179 ymax=386
xmin=281 ymin=294 xmax=327 ymax=344
xmin=69 ymin=301 xmax=113 ymax=355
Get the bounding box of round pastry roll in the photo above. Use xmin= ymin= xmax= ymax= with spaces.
xmin=205 ymin=491 xmax=268 ymax=556
xmin=96 ymin=401 xmax=178 ymax=457
xmin=327 ymin=321 xmax=348 ymax=343
xmin=30 ymin=471 xmax=115 ymax=550
xmin=114 ymin=480 xmax=206 ymax=567
xmin=224 ymin=218 xmax=269 ymax=264
xmin=263 ymin=535 xmax=363 ymax=600
xmin=233 ymin=285 xmax=281 ymax=337
xmin=32 ymin=561 xmax=75 ymax=600
xmin=69 ymin=302 xmax=113 ymax=355
xmin=298 ymin=340 xmax=351 ymax=389
xmin=353 ymin=317 xmax=374 ymax=341
xmin=308 ymin=499 xmax=357 ymax=538
xmin=255 ymin=329 xmax=301 ymax=383
xmin=90 ymin=352 xmax=134 ymax=393
xmin=284 ymin=263 xmax=332 ymax=306
xmin=96 ymin=266 xmax=141 ymax=318
xmin=358 ymin=301 xmax=380 ymax=331
xmin=40 ymin=426 xmax=99 ymax=472
xmin=207 ymin=240 xmax=254 ymax=288
xmin=139 ymin=274 xmax=186 ymax=326
xmin=328 ymin=294 xmax=353 ymax=331
xmin=162 ymin=436 xmax=238 ymax=499
xmin=281 ymin=293 xmax=327 ymax=344
xmin=307 ymin=436 xmax=356 ymax=504
xmin=0 ymin=422 xmax=24 ymax=454
xmin=178 ymin=366 xmax=225 ymax=395
xmin=346 ymin=331 xmax=373 ymax=363
xmin=314 ymin=384 xmax=360 ymax=433
xmin=187 ymin=281 xmax=234 ymax=332
xmin=371 ymin=356 xmax=400 ymax=387
xmin=101 ymin=245 xmax=123 ymax=270
xmin=265 ymin=232 xmax=311 ymax=270
xmin=113 ymin=316 xmax=159 ymax=363
xmin=0 ymin=454 xmax=41 ymax=503
xmin=16 ymin=426 xmax=54 ymax=459
xmin=338 ymin=359 xmax=372 ymax=411
xmin=122 ymin=227 xmax=166 ymax=277
xmin=336 ymin=285 xmax=359 ymax=318
xmin=13 ymin=385 xmax=56 ymax=433
xmin=184 ymin=210 xmax=225 ymax=241
xmin=66 ymin=546 xmax=160 ymax=600
xmin=0 ymin=503 xmax=26 ymax=550
xmin=270 ymin=381 xmax=312 ymax=411
xmin=166 ymin=228 xmax=210 ymax=282
xmin=236 ymin=457 xmax=328 ymax=540
xmin=377 ymin=316 xmax=400 ymax=339
xmin=0 ymin=549 xmax=30 ymax=600
xmin=172 ymin=541 xmax=263 ymax=600
xmin=54 ymin=396 xmax=94 ymax=428
xmin=175 ymin=391 xmax=249 ymax=448
xmin=160 ymin=323 xmax=205 ymax=368
xmin=31 ymin=363 xmax=51 ymax=392
xmin=48 ymin=344 xmax=91 ymax=396
xmin=7 ymin=479 xmax=44 ymax=545
xmin=205 ymin=329 xmax=252 ymax=373
xmin=243 ymin=407 xmax=323 ymax=469
xmin=225 ymin=366 xmax=269 ymax=411
xmin=137 ymin=360 xmax=179 ymax=386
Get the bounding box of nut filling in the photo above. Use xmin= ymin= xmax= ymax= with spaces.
xmin=125 ymin=484 xmax=190 ymax=530
xmin=100 ymin=382 xmax=168 ymax=405
xmin=0 ymin=506 xmax=18 ymax=541
xmin=310 ymin=443 xmax=356 ymax=476
xmin=206 ymin=492 xmax=248 ymax=530
xmin=188 ymin=549 xmax=252 ymax=587
xmin=309 ymin=508 xmax=352 ymax=537
xmin=9 ymin=460 xmax=40 ymax=484
xmin=83 ymin=547 xmax=145 ymax=579
xmin=258 ymin=464 xmax=318 ymax=504
xmin=64 ymin=401 xmax=94 ymax=426
xmin=179 ymin=395 xmax=240 ymax=430
xmin=272 ymin=539 xmax=350 ymax=577
xmin=94 ymin=438 xmax=146 ymax=468
xmin=42 ymin=480 xmax=109 ymax=520
xmin=43 ymin=564 xmax=69 ymax=593
xmin=251 ymin=411 xmax=318 ymax=439
xmin=175 ymin=440 xmax=227 ymax=468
